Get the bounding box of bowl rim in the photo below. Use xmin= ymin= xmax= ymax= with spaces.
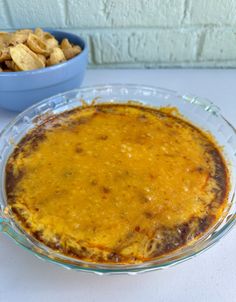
xmin=0 ymin=84 xmax=235 ymax=274
xmin=0 ymin=28 xmax=88 ymax=77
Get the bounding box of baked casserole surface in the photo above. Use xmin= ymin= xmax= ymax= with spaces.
xmin=6 ymin=104 xmax=229 ymax=263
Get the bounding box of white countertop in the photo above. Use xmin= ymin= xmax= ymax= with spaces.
xmin=0 ymin=69 xmax=236 ymax=302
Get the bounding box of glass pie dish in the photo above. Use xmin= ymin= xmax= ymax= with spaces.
xmin=0 ymin=84 xmax=235 ymax=275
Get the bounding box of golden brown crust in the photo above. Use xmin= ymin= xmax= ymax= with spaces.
xmin=5 ymin=104 xmax=229 ymax=264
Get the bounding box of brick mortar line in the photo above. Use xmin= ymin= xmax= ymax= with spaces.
xmin=89 ymin=60 xmax=236 ymax=65
xmin=180 ymin=0 xmax=189 ymax=25
xmin=2 ymin=0 xmax=13 ymax=27
xmin=64 ymin=0 xmax=69 ymax=27
xmin=196 ymin=31 xmax=207 ymax=60
xmin=1 ymin=25 xmax=236 ymax=31
xmin=87 ymin=35 xmax=96 ymax=64
xmin=87 ymin=62 xmax=236 ymax=68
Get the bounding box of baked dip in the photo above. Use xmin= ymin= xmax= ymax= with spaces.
xmin=5 ymin=103 xmax=229 ymax=264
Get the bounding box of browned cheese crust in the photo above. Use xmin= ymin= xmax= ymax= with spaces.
xmin=5 ymin=104 xmax=229 ymax=263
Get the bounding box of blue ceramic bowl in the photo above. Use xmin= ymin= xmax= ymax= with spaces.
xmin=0 ymin=29 xmax=88 ymax=111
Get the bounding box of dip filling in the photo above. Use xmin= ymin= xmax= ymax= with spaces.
xmin=5 ymin=104 xmax=229 ymax=264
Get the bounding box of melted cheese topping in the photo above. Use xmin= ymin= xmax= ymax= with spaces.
xmin=6 ymin=104 xmax=228 ymax=263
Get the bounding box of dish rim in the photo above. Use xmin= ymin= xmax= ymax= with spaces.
xmin=0 ymin=83 xmax=235 ymax=275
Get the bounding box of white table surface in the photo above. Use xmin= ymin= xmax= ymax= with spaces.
xmin=0 ymin=69 xmax=236 ymax=302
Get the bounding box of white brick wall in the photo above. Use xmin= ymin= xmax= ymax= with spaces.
xmin=0 ymin=0 xmax=11 ymax=28
xmin=66 ymin=0 xmax=185 ymax=28
xmin=201 ymin=29 xmax=236 ymax=61
xmin=128 ymin=29 xmax=199 ymax=63
xmin=185 ymin=0 xmax=236 ymax=25
xmin=1 ymin=0 xmax=236 ymax=67
xmin=6 ymin=0 xmax=65 ymax=28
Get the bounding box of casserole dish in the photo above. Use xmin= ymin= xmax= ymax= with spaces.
xmin=0 ymin=84 xmax=235 ymax=274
